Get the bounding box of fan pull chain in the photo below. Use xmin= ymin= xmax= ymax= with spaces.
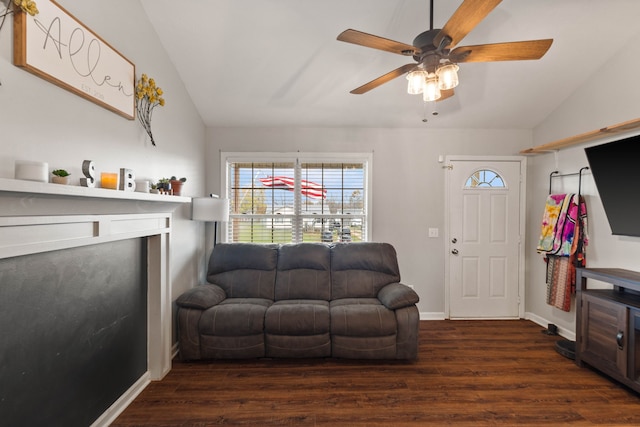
xmin=422 ymin=100 xmax=439 ymax=123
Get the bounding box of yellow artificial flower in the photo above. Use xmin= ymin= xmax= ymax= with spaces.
xmin=135 ymin=73 xmax=166 ymax=146
xmin=13 ymin=0 xmax=38 ymax=16
xmin=1 ymin=1 xmax=38 ymax=34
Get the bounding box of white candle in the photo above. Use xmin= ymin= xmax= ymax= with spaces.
xmin=15 ymin=160 xmax=48 ymax=183
xmin=135 ymin=180 xmax=150 ymax=193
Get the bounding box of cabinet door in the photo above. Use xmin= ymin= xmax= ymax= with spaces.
xmin=580 ymin=293 xmax=627 ymax=378
xmin=629 ymin=309 xmax=640 ymax=385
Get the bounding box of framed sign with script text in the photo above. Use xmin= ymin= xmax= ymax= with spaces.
xmin=13 ymin=0 xmax=135 ymax=119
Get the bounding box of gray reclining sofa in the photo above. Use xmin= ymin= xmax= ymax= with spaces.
xmin=176 ymin=242 xmax=420 ymax=360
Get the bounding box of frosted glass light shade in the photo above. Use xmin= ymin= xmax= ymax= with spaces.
xmin=192 ymin=197 xmax=229 ymax=222
xmin=406 ymin=69 xmax=427 ymax=94
xmin=436 ymin=63 xmax=459 ymax=90
xmin=422 ymin=74 xmax=441 ymax=102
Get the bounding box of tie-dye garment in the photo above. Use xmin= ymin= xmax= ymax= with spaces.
xmin=538 ymin=194 xmax=588 ymax=312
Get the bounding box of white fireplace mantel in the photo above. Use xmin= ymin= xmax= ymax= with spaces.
xmin=0 ymin=177 xmax=191 ymax=426
xmin=0 ymin=177 xmax=190 ymax=216
xmin=0 ymin=177 xmax=190 ymax=201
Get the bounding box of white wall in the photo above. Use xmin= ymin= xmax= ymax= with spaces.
xmin=525 ymin=31 xmax=640 ymax=336
xmin=0 ymin=1 xmax=207 ymax=337
xmin=206 ymin=127 xmax=532 ymax=316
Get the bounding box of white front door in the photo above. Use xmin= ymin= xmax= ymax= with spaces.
xmin=446 ymin=157 xmax=524 ymax=318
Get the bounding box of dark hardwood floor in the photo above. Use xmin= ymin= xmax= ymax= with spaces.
xmin=112 ymin=320 xmax=640 ymax=426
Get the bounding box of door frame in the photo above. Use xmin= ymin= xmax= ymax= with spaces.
xmin=443 ymin=155 xmax=527 ymax=319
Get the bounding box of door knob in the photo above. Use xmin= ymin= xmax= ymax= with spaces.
xmin=451 ymin=249 xmax=459 ymax=255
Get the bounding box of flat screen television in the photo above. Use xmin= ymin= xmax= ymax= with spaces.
xmin=584 ymin=133 xmax=640 ymax=237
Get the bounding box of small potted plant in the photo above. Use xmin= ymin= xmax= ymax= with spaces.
xmin=150 ymin=183 xmax=159 ymax=194
xmin=51 ymin=169 xmax=71 ymax=185
xmin=170 ymin=176 xmax=187 ymax=196
xmin=157 ymin=178 xmax=171 ymax=193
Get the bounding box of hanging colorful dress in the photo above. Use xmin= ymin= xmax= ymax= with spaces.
xmin=537 ymin=193 xmax=588 ymax=311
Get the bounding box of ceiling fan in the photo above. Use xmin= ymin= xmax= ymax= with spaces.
xmin=337 ymin=0 xmax=553 ymax=102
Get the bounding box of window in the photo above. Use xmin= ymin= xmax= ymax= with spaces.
xmin=224 ymin=154 xmax=371 ymax=244
xmin=464 ymin=169 xmax=505 ymax=188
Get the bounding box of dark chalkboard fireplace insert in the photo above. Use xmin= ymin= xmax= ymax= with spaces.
xmin=0 ymin=178 xmax=187 ymax=426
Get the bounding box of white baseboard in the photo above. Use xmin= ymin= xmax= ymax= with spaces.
xmin=172 ymin=341 xmax=179 ymax=359
xmin=421 ymin=311 xmax=576 ymax=342
xmin=90 ymin=372 xmax=151 ymax=427
xmin=92 ymin=343 xmax=179 ymax=426
xmin=420 ymin=312 xmax=446 ymax=320
xmin=524 ymin=311 xmax=576 ymax=341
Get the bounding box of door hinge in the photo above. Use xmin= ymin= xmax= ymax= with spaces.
xmin=442 ymin=164 xmax=453 ymax=170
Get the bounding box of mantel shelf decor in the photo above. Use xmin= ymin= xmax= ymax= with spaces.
xmin=0 ymin=177 xmax=191 ymax=204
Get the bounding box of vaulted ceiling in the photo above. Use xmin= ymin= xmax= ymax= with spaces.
xmin=141 ymin=0 xmax=640 ymax=129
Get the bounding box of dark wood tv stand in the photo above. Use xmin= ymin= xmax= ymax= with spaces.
xmin=576 ymin=267 xmax=640 ymax=393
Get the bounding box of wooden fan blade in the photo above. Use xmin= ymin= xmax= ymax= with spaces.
xmin=450 ymin=39 xmax=553 ymax=62
xmin=350 ymin=63 xmax=417 ymax=94
xmin=437 ymin=89 xmax=455 ymax=102
xmin=434 ymin=0 xmax=502 ymax=49
xmin=338 ymin=29 xmax=420 ymax=56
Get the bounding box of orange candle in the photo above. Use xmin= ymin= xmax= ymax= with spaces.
xmin=101 ymin=172 xmax=119 ymax=189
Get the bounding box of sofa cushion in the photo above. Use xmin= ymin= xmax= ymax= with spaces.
xmin=330 ymin=298 xmax=397 ymax=337
xmin=332 ymin=335 xmax=397 ymax=359
xmin=275 ymin=243 xmax=331 ymax=301
xmin=265 ymin=333 xmax=331 ymax=358
xmin=331 ymin=242 xmax=401 ymax=299
xmin=200 ymin=298 xmax=271 ymax=336
xmin=201 ymin=334 xmax=265 ymax=359
xmin=265 ymin=300 xmax=330 ymax=335
xmin=207 ymin=243 xmax=279 ymax=299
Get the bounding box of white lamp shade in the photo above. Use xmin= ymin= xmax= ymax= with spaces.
xmin=436 ymin=63 xmax=459 ymax=90
xmin=406 ymin=69 xmax=427 ymax=95
xmin=422 ymin=74 xmax=441 ymax=102
xmin=192 ymin=198 xmax=230 ymax=222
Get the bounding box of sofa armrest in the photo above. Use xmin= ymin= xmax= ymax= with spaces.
xmin=378 ymin=283 xmax=419 ymax=310
xmin=176 ymin=284 xmax=226 ymax=310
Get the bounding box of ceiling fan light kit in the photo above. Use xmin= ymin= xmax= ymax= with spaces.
xmin=436 ymin=63 xmax=459 ymax=90
xmin=406 ymin=68 xmax=429 ymax=95
xmin=406 ymin=61 xmax=459 ymax=98
xmin=423 ymin=73 xmax=441 ymax=102
xmin=337 ymin=0 xmax=553 ymax=105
